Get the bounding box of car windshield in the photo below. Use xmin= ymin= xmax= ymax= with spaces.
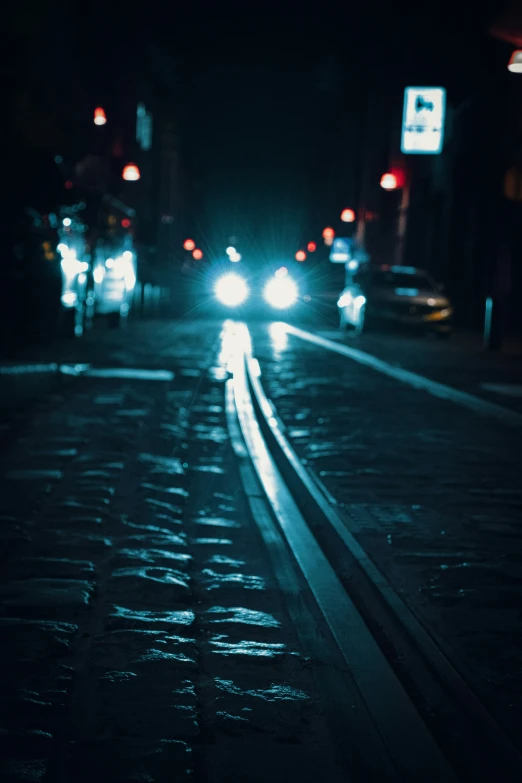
xmin=371 ymin=271 xmax=435 ymax=290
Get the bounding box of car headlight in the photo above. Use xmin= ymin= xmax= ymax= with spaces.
xmin=215 ymin=273 xmax=249 ymax=307
xmin=423 ymin=306 xmax=453 ymax=321
xmin=338 ymin=292 xmax=365 ymax=308
xmin=263 ymin=276 xmax=299 ymax=309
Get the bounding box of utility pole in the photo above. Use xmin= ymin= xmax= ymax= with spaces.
xmin=395 ymin=166 xmax=411 ymax=266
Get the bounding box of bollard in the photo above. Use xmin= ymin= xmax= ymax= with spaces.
xmin=143 ymin=283 xmax=152 ymax=316
xmin=483 ymin=296 xmax=493 ymax=349
xmin=133 ymin=282 xmax=142 ymax=315
xmin=153 ymin=286 xmax=161 ymax=315
xmin=483 ymin=296 xmax=503 ymax=351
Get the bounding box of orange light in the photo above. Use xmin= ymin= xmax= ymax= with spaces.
xmin=380 ymin=173 xmax=398 ymax=190
xmin=340 ymin=208 xmax=356 ymax=223
xmin=307 ymin=241 xmax=316 ymax=252
xmin=121 ymin=218 xmax=131 ymax=228
xmin=94 ymin=107 xmax=107 ymax=126
xmin=322 ymin=227 xmax=335 ymax=239
xmin=183 ymin=238 xmax=196 ymax=251
xmin=192 ymin=248 xmax=203 ymax=260
xmin=122 ymin=163 xmax=140 ymax=181
xmin=295 ymin=250 xmax=306 ymax=262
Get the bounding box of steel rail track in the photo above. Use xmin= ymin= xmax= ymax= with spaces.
xmin=226 ymin=321 xmax=522 ymax=783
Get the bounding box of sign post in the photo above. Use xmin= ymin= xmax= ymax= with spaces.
xmin=401 ymin=87 xmax=446 ymax=155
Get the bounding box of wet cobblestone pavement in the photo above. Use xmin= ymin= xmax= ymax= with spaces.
xmin=0 ymin=321 xmax=342 ymax=783
xmin=250 ymin=321 xmax=522 ymax=749
xmin=2 ymin=317 xmax=522 ymax=781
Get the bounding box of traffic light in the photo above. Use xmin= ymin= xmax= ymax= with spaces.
xmin=322 ymin=227 xmax=335 ymax=246
xmin=307 ymin=241 xmax=316 ymax=252
xmin=122 ymin=163 xmax=140 ymax=181
xmin=94 ymin=107 xmax=107 ymax=126
xmin=380 ymin=173 xmax=398 ymax=190
xmin=340 ymin=208 xmax=356 ymax=223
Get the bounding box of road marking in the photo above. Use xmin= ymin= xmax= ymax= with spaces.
xmin=282 ymin=324 xmax=522 ymax=426
xmin=481 ymin=383 xmax=522 ymax=398
xmin=58 ymin=365 xmax=175 ymax=381
xmin=0 ymin=363 xmax=58 ymax=375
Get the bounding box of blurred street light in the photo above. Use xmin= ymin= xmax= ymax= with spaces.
xmin=192 ymin=248 xmax=203 ymax=260
xmin=94 ymin=107 xmax=107 ymax=126
xmin=226 ymin=245 xmax=241 ymax=262
xmin=508 ymin=50 xmax=522 ymax=72
xmin=183 ymin=238 xmax=196 ymax=251
xmin=122 ymin=163 xmax=140 ymax=181
xmin=322 ymin=227 xmax=335 ymax=239
xmin=295 ymin=250 xmax=306 ymax=262
xmin=307 ymin=241 xmax=316 ymax=252
xmin=380 ymin=172 xmax=398 ymax=190
xmin=340 ymin=208 xmax=356 ymax=222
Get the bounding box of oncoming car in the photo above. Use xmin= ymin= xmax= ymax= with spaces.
xmin=211 ymin=262 xmax=310 ymax=315
xmin=338 ymin=264 xmax=453 ymax=338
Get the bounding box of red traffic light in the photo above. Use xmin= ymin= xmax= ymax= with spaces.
xmin=192 ymin=248 xmax=203 ymax=260
xmin=340 ymin=208 xmax=356 ymax=223
xmin=183 ymin=238 xmax=196 ymax=251
xmin=295 ymin=250 xmax=306 ymax=262
xmin=307 ymin=241 xmax=316 ymax=252
xmin=94 ymin=107 xmax=107 ymax=126
xmin=121 ymin=218 xmax=131 ymax=228
xmin=380 ymin=173 xmax=398 ymax=190
xmin=322 ymin=226 xmax=335 ymax=239
xmin=122 ymin=163 xmax=140 ymax=181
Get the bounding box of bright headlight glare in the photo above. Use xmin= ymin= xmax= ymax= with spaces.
xmin=215 ymin=273 xmax=249 ymax=307
xmin=264 ymin=276 xmax=299 ymax=309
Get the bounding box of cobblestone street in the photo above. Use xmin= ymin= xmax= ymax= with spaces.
xmin=1 ymin=318 xmax=521 ymax=781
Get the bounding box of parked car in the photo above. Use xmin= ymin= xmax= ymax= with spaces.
xmin=56 ymin=207 xmax=94 ymax=337
xmin=92 ymin=239 xmax=137 ymax=327
xmin=338 ymin=264 xmax=453 ymax=338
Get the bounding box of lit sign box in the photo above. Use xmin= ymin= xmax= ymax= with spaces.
xmin=330 ymin=237 xmax=352 ymax=263
xmin=401 ymin=87 xmax=446 ymax=155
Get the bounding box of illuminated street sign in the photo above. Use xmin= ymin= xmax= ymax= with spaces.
xmin=330 ymin=237 xmax=353 ymax=263
xmin=401 ymin=87 xmax=446 ymax=155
